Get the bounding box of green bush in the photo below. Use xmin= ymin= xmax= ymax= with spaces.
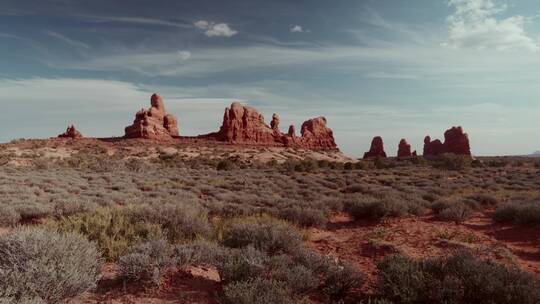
xmin=217 ymin=246 xmax=268 ymax=283
xmin=221 ymin=218 xmax=303 ymax=254
xmin=52 ymin=207 xmax=163 ymax=260
xmin=493 ymin=201 xmax=540 ymax=225
xmin=278 ymin=207 xmax=328 ymax=228
xmin=322 ymin=262 xmax=365 ymax=301
xmin=173 ymin=240 xmax=227 ymax=267
xmin=220 ymin=277 xmax=293 ymax=304
xmin=0 ymin=228 xmax=101 ymax=303
xmin=377 ymin=252 xmax=540 ymax=304
xmin=432 ymin=154 xmax=471 ymax=171
xmin=130 ymin=202 xmax=211 ymax=242
xmin=437 ymin=203 xmax=473 ymax=222
xmin=344 ymin=197 xmax=409 ymax=220
xmin=118 ymin=239 xmax=172 ymax=285
xmin=267 ymin=255 xmax=318 ymax=295
xmin=217 ymin=159 xmax=236 ymax=171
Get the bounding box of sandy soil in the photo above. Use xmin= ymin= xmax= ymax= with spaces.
xmin=308 ymin=212 xmax=540 ymax=293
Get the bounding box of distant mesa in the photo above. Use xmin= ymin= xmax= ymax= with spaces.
xmin=424 ymin=126 xmax=471 ymax=157
xmin=58 ymin=125 xmax=82 ymax=139
xmin=397 ymin=138 xmax=415 ymax=158
xmin=363 ymin=136 xmax=387 ymax=159
xmin=119 ymin=94 xmax=337 ymax=150
xmin=202 ymin=101 xmax=337 ymax=150
xmin=124 ymin=93 xmax=179 ymax=140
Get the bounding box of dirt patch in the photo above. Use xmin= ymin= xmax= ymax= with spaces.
xmin=308 ymin=212 xmax=540 ymax=293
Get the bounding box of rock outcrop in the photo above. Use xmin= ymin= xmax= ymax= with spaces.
xmin=363 ymin=136 xmax=387 ymax=159
xmin=397 ymin=139 xmax=412 ymax=158
xmin=124 ymin=93 xmax=179 ymax=139
xmin=209 ymin=102 xmax=337 ymax=150
xmin=58 ymin=125 xmax=82 ymax=139
xmin=423 ymin=126 xmax=471 ymax=157
xmin=298 ymin=117 xmax=337 ymax=150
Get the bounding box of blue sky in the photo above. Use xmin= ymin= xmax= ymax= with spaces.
xmin=1 ymin=0 xmax=540 ymax=156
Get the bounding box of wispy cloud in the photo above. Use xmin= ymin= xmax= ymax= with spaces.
xmin=289 ymin=25 xmax=308 ymax=33
xmin=82 ymin=15 xmax=192 ymax=28
xmin=44 ymin=30 xmax=91 ymax=49
xmin=445 ymin=0 xmax=538 ymax=51
xmin=194 ymin=20 xmax=238 ymax=37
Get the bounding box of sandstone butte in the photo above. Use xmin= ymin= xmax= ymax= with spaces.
xmin=123 ymin=94 xmax=337 ymax=150
xmin=424 ymin=126 xmax=471 ymax=157
xmin=397 ymin=138 xmax=416 ymax=158
xmin=58 ymin=125 xmax=83 ymax=139
xmin=203 ymin=101 xmax=337 ymax=150
xmin=124 ymin=93 xmax=179 ymax=139
xmin=363 ymin=136 xmax=387 ymax=159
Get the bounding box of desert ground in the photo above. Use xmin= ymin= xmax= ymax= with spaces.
xmin=2 ymin=138 xmax=540 ymax=303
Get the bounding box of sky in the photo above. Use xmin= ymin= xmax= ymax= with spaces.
xmin=1 ymin=0 xmax=540 ymax=157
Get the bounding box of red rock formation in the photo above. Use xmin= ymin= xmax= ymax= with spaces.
xmin=216 ymin=102 xmax=277 ymax=143
xmin=363 ymin=136 xmax=387 ymax=159
xmin=443 ymin=126 xmax=471 ymax=155
xmin=423 ymin=126 xmax=471 ymax=157
xmin=288 ymin=125 xmax=296 ymax=137
xmin=125 ymin=93 xmax=179 ymax=139
xmin=58 ymin=125 xmax=82 ymax=139
xmin=423 ymin=136 xmax=444 ymax=156
xmin=298 ymin=117 xmax=337 ymax=150
xmin=208 ymin=102 xmax=337 ymax=150
xmin=271 ymin=114 xmax=280 ymax=132
xmin=397 ymin=139 xmax=412 ymax=158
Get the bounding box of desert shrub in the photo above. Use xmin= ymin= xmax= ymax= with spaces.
xmin=220 ymin=277 xmax=293 ymax=304
xmin=221 ymin=217 xmax=303 ymax=254
xmin=267 ymin=255 xmax=319 ymax=295
xmin=344 ymin=197 xmax=409 ymax=220
xmin=217 ymin=159 xmax=236 ymax=171
xmin=377 ymin=252 xmax=540 ymax=304
xmin=437 ymin=203 xmax=473 ymax=222
xmin=13 ymin=202 xmax=52 ymax=221
xmin=0 ymin=206 xmax=20 ymax=227
xmin=217 ymin=246 xmax=269 ymax=283
xmin=467 ymin=194 xmax=500 ymax=207
xmin=278 ymin=206 xmax=328 ymax=228
xmin=344 ymin=162 xmax=354 ymax=170
xmin=432 ymin=154 xmax=471 ymax=171
xmin=118 ymin=239 xmax=172 ymax=285
xmin=52 ymin=207 xmax=163 ymax=260
xmin=493 ymin=201 xmax=540 ymax=225
xmin=0 ymin=227 xmax=101 ymax=303
xmin=53 ymin=200 xmax=97 ymax=218
xmin=322 ymin=262 xmax=365 ymax=301
xmin=374 ymin=157 xmax=392 ymax=169
xmin=130 ymin=202 xmax=211 ymax=242
xmin=173 ymin=240 xmax=227 ymax=267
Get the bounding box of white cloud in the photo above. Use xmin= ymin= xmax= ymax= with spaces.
xmin=445 ymin=0 xmax=538 ymax=51
xmin=194 ymin=20 xmax=238 ymax=37
xmin=177 ymin=50 xmax=191 ymax=60
xmin=289 ymin=25 xmax=306 ymax=33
